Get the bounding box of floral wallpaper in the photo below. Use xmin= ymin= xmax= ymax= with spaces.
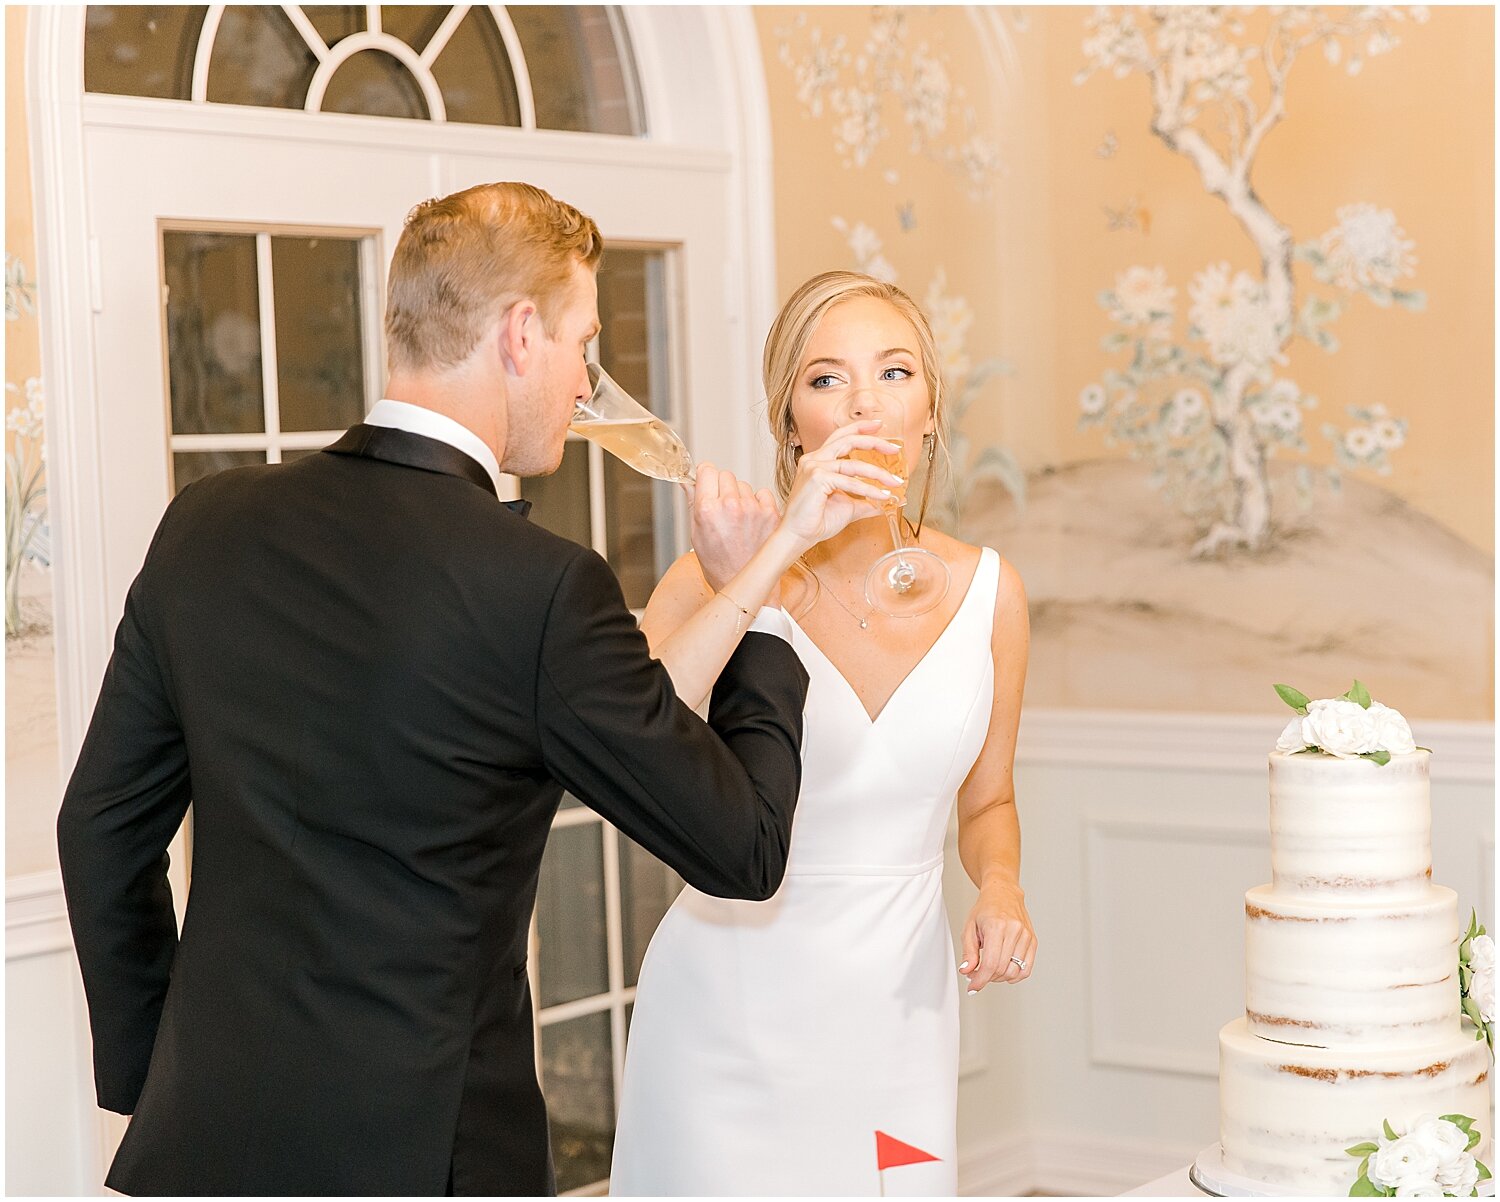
xmin=756 ymin=5 xmax=1492 ymax=718
xmin=1074 ymin=7 xmax=1426 ymax=556
xmin=769 ymin=7 xmax=1023 ymax=532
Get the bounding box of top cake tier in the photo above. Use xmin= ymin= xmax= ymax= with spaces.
xmin=1268 ymin=749 xmax=1431 ymax=900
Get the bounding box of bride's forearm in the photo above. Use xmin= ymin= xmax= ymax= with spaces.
xmin=653 ymin=528 xmax=805 ymax=711
xmin=958 ymin=796 xmax=1022 ymax=895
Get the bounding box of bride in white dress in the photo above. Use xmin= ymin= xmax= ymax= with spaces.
xmin=609 ymin=272 xmax=1035 ymax=1196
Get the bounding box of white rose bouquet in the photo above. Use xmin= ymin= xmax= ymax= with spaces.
xmin=1346 ymin=1114 xmax=1491 ymax=1197
xmin=1274 ymin=680 xmax=1423 ymax=766
xmin=1459 ymin=909 xmax=1495 ymax=1055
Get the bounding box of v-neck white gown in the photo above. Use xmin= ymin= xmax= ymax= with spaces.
xmin=608 ymin=548 xmax=1000 ymax=1197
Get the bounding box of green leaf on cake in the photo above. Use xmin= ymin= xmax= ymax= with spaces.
xmin=1345 ymin=679 xmax=1372 ymax=708
xmin=1275 ymin=684 xmax=1311 ymax=713
xmin=1441 ymin=1114 xmax=1475 ymax=1131
xmin=1462 ymin=995 xmax=1484 ymax=1028
xmin=1477 ymin=1160 xmax=1492 ymax=1181
xmin=1348 ymin=1171 xmax=1384 ymax=1197
xmin=1360 ymin=750 xmax=1392 ymax=767
xmin=1383 ymin=1118 xmax=1400 ymax=1141
xmin=1346 ymin=1143 xmax=1381 ymax=1157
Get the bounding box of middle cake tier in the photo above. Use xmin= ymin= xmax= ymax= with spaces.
xmin=1244 ymin=882 xmax=1460 ymax=1049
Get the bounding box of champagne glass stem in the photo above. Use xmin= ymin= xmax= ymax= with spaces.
xmin=886 ymin=513 xmax=908 ymax=561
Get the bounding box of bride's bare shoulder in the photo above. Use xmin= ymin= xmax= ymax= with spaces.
xmin=915 ymin=526 xmax=984 ymax=575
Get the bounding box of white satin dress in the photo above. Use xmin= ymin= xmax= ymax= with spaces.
xmin=609 ymin=548 xmax=1000 ymax=1197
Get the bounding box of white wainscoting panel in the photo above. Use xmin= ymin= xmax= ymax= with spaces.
xmin=5 ymin=871 xmax=103 ymax=1196
xmin=1084 ymin=815 xmax=1266 ymax=1078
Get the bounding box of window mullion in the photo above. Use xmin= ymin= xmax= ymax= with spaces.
xmin=601 ymin=823 xmax=626 ymax=1109
xmin=281 ymin=5 xmax=332 ymax=61
xmin=420 ymin=6 xmax=471 ymax=68
xmin=488 ymin=5 xmax=537 ymax=129
xmin=587 ymin=440 xmax=608 ymax=556
xmin=255 ymin=232 xmax=282 ymax=462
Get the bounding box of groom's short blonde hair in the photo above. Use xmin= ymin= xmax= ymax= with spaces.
xmin=385 ymin=181 xmax=603 ymax=373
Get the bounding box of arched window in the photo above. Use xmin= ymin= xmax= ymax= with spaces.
xmin=83 ymin=5 xmax=643 ymax=134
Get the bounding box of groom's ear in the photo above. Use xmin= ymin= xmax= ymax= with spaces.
xmin=497 ymin=299 xmax=541 ymax=376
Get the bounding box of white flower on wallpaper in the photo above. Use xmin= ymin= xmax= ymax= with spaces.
xmin=924 ymin=268 xmax=974 ymax=380
xmin=784 ymin=23 xmax=848 ymax=118
xmin=776 ymin=7 xmax=1002 ymax=197
xmin=1107 ymin=265 xmax=1175 ymax=332
xmin=831 ymin=216 xmax=898 ymax=284
xmin=1075 ymin=6 xmax=1428 ymax=557
xmin=1186 ymin=263 xmax=1286 ymax=369
xmin=1310 ymin=203 xmax=1420 ymax=300
xmin=830 ymin=216 xmax=1023 ymax=533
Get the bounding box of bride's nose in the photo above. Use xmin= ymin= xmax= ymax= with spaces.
xmin=844 ymin=386 xmax=887 ymax=421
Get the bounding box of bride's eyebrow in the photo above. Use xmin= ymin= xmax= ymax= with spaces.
xmin=879 ymin=347 xmax=916 ymax=360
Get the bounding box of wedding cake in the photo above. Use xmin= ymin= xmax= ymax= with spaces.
xmin=1202 ymin=687 xmax=1494 ymax=1196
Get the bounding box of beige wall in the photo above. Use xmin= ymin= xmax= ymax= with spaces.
xmin=756 ymin=6 xmax=1494 ymax=719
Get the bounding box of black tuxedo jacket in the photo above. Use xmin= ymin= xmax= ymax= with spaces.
xmin=57 ymin=426 xmax=809 ymax=1196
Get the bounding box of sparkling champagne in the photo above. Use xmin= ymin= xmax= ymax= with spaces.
xmin=570 ymin=416 xmax=694 ymax=483
xmin=849 ymin=439 xmax=906 ymax=511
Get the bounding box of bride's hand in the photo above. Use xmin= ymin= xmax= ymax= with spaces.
xmin=777 ymin=421 xmax=903 ymax=548
xmin=960 ymin=881 xmax=1035 ymax=994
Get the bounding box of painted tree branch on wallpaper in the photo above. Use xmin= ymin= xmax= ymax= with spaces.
xmin=5 ymin=251 xmax=49 ymax=639
xmin=1075 ymin=7 xmax=1428 ymax=558
xmin=776 ymin=7 xmax=1022 ymax=536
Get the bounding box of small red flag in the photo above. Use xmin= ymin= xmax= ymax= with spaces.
xmin=875 ymin=1130 xmax=941 ymax=1171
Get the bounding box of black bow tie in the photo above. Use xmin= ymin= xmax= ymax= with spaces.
xmin=502 ymin=499 xmax=534 ymax=520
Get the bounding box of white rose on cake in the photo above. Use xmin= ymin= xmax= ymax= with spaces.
xmin=1470 ymin=933 xmax=1495 ymax=1023
xmin=1411 ymin=1115 xmax=1469 ymax=1160
xmin=1275 ymin=716 xmax=1310 ymax=753
xmin=1369 ymin=1133 xmax=1441 ymax=1192
xmin=1368 ymin=701 xmax=1417 ymax=755
xmin=1435 ymin=1153 xmax=1480 ymax=1196
xmin=1301 ymin=698 xmax=1381 ymax=759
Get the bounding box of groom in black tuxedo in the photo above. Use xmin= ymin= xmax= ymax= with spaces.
xmin=58 ymin=183 xmax=811 ymax=1196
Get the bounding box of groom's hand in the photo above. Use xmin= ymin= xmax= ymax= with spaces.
xmin=685 ymin=463 xmax=780 ymax=592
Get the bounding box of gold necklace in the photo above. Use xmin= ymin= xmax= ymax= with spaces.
xmin=798 ymin=558 xmax=875 ymax=630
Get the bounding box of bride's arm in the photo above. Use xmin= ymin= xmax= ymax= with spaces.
xmin=641 ymin=532 xmax=802 ymax=713
xmin=954 ymin=556 xmax=1034 ymax=995
xmin=643 ymin=425 xmax=903 ymax=711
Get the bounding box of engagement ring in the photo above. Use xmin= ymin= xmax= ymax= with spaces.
xmin=1010 ymin=956 xmax=1028 ymax=970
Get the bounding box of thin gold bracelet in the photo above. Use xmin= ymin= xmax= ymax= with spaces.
xmin=718 ymin=590 xmax=753 ymax=634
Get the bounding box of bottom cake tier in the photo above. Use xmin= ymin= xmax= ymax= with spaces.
xmin=1219 ymin=1017 xmax=1493 ymax=1195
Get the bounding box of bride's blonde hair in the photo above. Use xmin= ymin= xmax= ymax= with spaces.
xmin=763 ymin=271 xmax=951 ymax=534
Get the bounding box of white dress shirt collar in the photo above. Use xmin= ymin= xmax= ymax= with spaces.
xmin=364 ymin=399 xmax=503 ymax=497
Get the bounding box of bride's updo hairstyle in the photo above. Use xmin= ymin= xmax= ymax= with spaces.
xmin=763 ymin=270 xmax=951 ymax=535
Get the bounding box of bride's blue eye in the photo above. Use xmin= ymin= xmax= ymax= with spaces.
xmin=882 ymin=366 xmax=913 ymax=382
xmin=810 ymin=374 xmax=839 ymax=389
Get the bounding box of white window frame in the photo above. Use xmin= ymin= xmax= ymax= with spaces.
xmin=156 ymin=220 xmax=385 ymax=480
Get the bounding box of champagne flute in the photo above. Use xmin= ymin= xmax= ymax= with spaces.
xmin=570 ymin=362 xmax=694 ymax=483
xmin=841 ymin=389 xmax=950 ymax=618
xmin=574 ymin=363 xmax=822 ymax=621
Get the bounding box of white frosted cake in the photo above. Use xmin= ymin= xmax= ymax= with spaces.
xmin=1212 ymin=748 xmax=1493 ymax=1195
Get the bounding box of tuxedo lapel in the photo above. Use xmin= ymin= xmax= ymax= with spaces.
xmin=323 ymin=424 xmax=533 ymax=519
